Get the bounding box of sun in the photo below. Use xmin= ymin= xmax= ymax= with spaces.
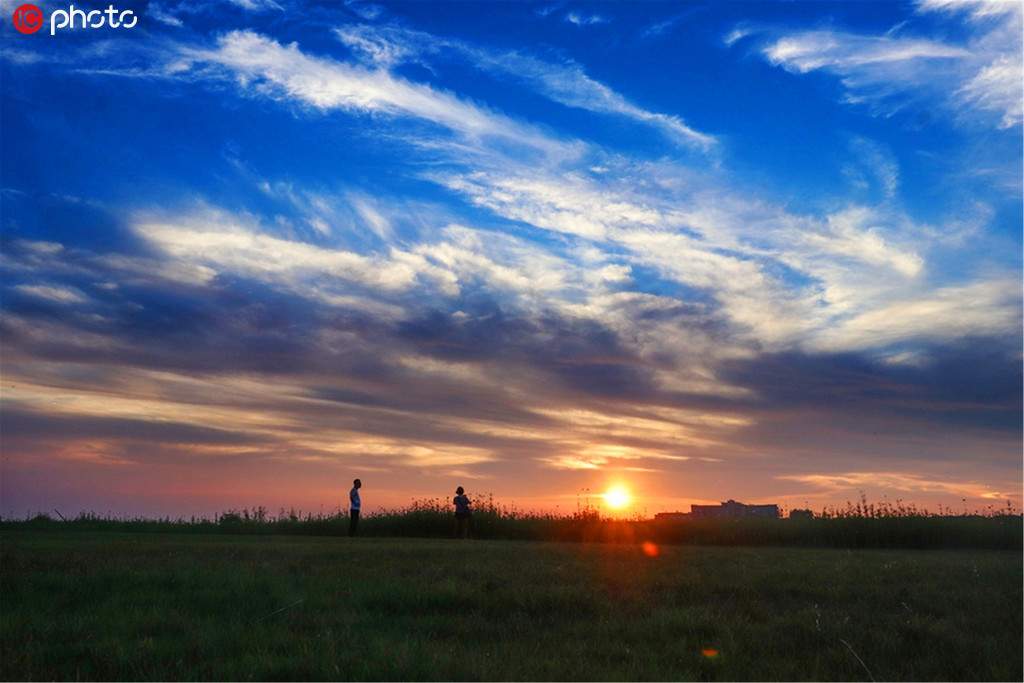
xmin=603 ymin=484 xmax=633 ymax=510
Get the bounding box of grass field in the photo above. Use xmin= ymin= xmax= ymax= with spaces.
xmin=2 ymin=531 xmax=1021 ymax=681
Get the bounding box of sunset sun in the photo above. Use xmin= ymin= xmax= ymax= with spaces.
xmin=603 ymin=485 xmax=633 ymax=510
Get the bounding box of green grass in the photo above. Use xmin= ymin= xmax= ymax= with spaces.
xmin=2 ymin=531 xmax=1021 ymax=681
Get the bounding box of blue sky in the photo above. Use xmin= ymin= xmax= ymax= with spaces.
xmin=1 ymin=0 xmax=1021 ymax=516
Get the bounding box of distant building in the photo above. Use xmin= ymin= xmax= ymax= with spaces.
xmin=691 ymin=499 xmax=779 ymax=519
xmin=655 ymin=500 xmax=780 ymax=520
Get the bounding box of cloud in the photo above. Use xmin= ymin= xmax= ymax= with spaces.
xmin=347 ymin=194 xmax=393 ymax=240
xmin=3 ymin=220 xmax=736 ymax=479
xmin=61 ymin=18 xmax=997 ymax=359
xmin=565 ymin=12 xmax=608 ymax=27
xmin=435 ymin=170 xmax=663 ymax=240
xmin=468 ymin=50 xmax=715 ymax=150
xmin=957 ymin=54 xmax=1023 ymax=129
xmin=723 ymin=27 xmax=753 ymax=47
xmin=534 ymin=3 xmax=563 ymax=19
xmin=762 ymin=31 xmax=967 ymax=72
xmin=777 ymin=471 xmax=1013 ymax=501
xmin=147 ymin=3 xmax=184 ymax=26
xmin=225 ymin=0 xmax=283 ymax=11
xmin=431 ymin=162 xmax=989 ymax=354
xmin=333 ymin=24 xmax=715 ymax=150
xmin=642 ymin=7 xmax=704 ymax=38
xmin=345 ymin=1 xmax=384 ymax=21
xmin=2 ymin=192 xmax=1019 ymax=514
xmin=815 ymin=206 xmax=920 ymax=276
xmin=755 ymin=29 xmax=970 ymax=116
xmin=738 ymin=3 xmax=1023 ymax=128
xmin=811 ymin=278 xmax=1022 ymax=352
xmin=334 ymin=25 xmax=417 ymax=68
xmin=917 ymin=0 xmax=1020 ymax=21
xmin=1 ymin=48 xmax=48 ymax=65
xmin=186 ymin=31 xmax=573 ymax=159
xmin=12 ymin=284 xmax=89 ymax=304
xmin=846 ymin=136 xmax=900 ymax=198
xmin=133 ymin=209 xmax=443 ymax=297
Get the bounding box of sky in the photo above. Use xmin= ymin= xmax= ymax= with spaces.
xmin=1 ymin=0 xmax=1021 ymax=518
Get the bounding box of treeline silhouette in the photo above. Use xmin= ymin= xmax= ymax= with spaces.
xmin=4 ymin=496 xmax=1020 ymax=549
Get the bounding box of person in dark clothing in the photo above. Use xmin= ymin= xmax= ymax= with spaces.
xmin=453 ymin=486 xmax=471 ymax=539
xmin=349 ymin=478 xmax=362 ymax=537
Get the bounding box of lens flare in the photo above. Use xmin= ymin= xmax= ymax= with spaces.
xmin=603 ymin=485 xmax=632 ymax=509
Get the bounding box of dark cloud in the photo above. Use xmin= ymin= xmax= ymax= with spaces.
xmin=720 ymin=341 xmax=1022 ymax=433
xmin=1 ymin=202 xmax=1020 ymax=515
xmin=1 ymin=408 xmax=268 ymax=447
xmin=4 ymin=240 xmax=1020 ymax=454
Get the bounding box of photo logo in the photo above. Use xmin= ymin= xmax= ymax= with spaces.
xmin=12 ymin=4 xmax=44 ymax=34
xmin=11 ymin=4 xmax=139 ymax=36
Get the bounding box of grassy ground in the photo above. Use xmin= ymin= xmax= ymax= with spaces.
xmin=1 ymin=531 xmax=1021 ymax=681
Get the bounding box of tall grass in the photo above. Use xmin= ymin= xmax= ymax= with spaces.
xmin=3 ymin=495 xmax=1020 ymax=549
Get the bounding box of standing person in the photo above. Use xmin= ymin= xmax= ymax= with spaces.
xmin=349 ymin=478 xmax=362 ymax=537
xmin=453 ymin=486 xmax=471 ymax=539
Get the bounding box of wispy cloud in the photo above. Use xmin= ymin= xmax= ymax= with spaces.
xmin=957 ymin=54 xmax=1023 ymax=129
xmin=431 ymin=159 xmax=1008 ymax=356
xmin=147 ymin=3 xmax=184 ymax=27
xmin=723 ymin=26 xmax=754 ymax=47
xmin=12 ymin=284 xmax=89 ymax=304
xmin=225 ymin=0 xmax=283 ymax=11
xmin=345 ymin=0 xmax=384 ymax=21
xmin=762 ymin=31 xmax=968 ymax=72
xmin=735 ymin=2 xmax=1023 ymax=128
xmin=642 ymin=7 xmax=703 ymax=38
xmin=534 ymin=3 xmax=563 ymax=19
xmin=135 ymin=210 xmax=425 ymax=294
xmin=333 ymin=24 xmax=715 ymax=150
xmin=467 ymin=50 xmax=715 ymax=150
xmin=845 ymin=136 xmax=900 ymax=198
xmin=811 ymin=277 xmax=1022 ymax=352
xmin=12 ymin=27 xmax=1017 ymax=358
xmin=778 ymin=471 xmax=1013 ymax=501
xmin=185 ymin=31 xmax=574 ymax=159
xmin=565 ymin=11 xmax=608 ymax=27
xmin=225 ymin=0 xmax=282 ymax=11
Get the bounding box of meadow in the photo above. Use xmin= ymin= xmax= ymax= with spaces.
xmin=2 ymin=529 xmax=1021 ymax=681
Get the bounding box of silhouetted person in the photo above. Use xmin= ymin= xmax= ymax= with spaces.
xmin=453 ymin=486 xmax=471 ymax=539
xmin=349 ymin=478 xmax=362 ymax=537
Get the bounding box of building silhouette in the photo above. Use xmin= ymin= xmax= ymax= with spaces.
xmin=655 ymin=499 xmax=780 ymax=520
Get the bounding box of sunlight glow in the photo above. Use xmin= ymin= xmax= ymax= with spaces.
xmin=603 ymin=484 xmax=632 ymax=510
